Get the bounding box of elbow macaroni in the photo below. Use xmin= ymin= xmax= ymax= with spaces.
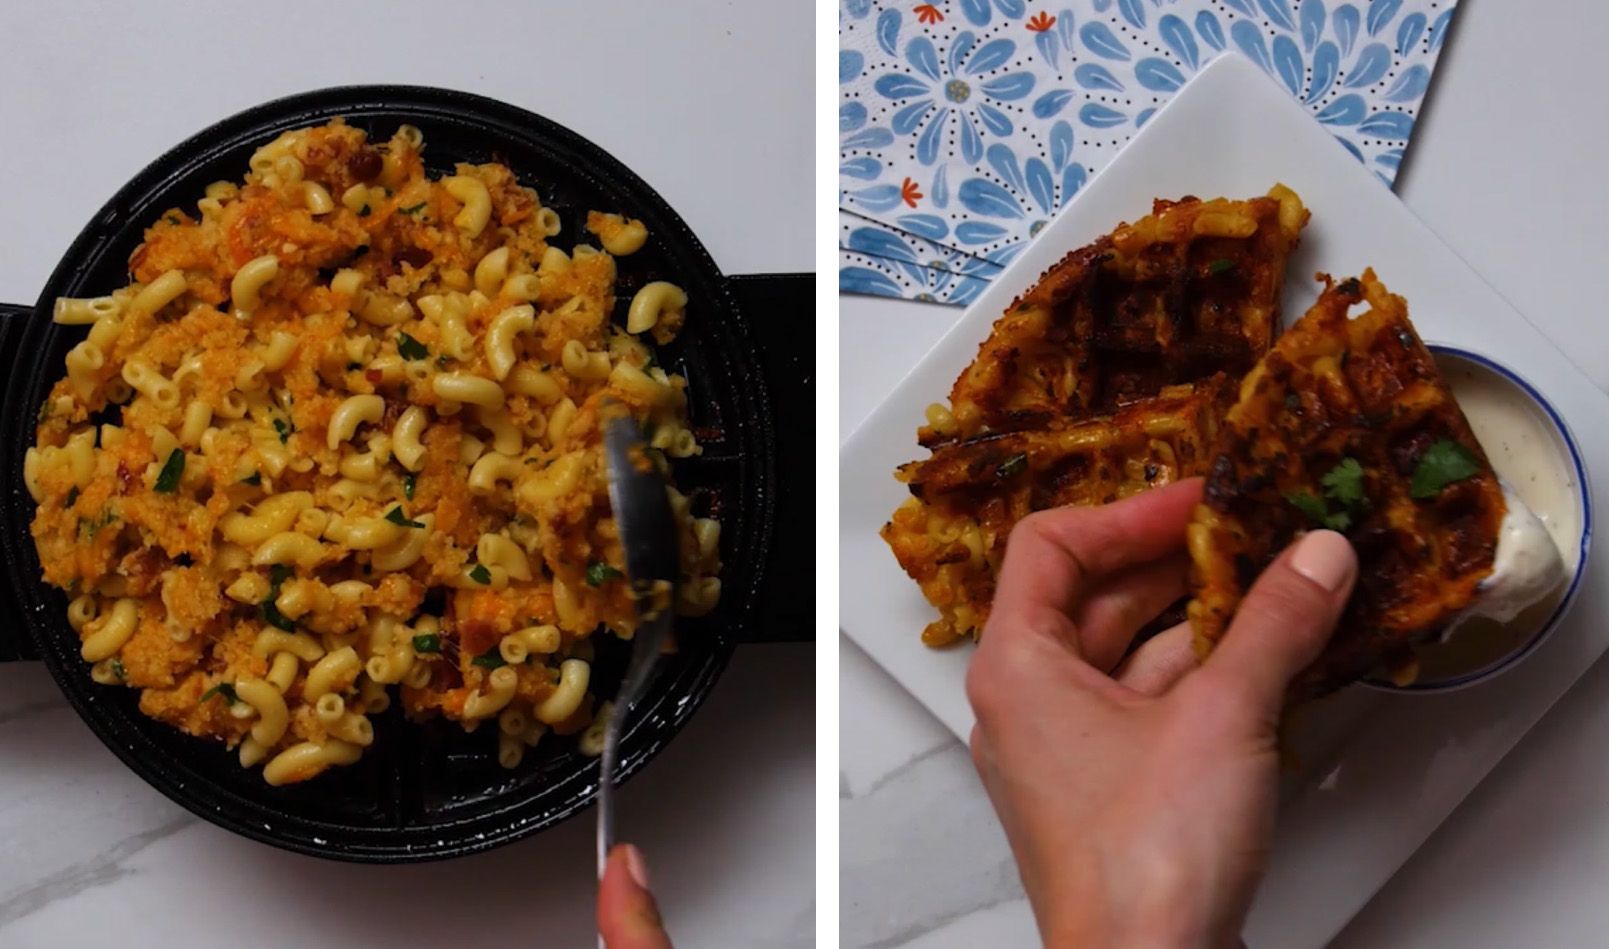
xmin=28 ymin=119 xmax=721 ymax=785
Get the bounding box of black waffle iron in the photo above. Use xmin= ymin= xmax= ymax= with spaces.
xmin=0 ymin=86 xmax=813 ymax=862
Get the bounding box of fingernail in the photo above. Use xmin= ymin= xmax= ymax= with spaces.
xmin=622 ymin=843 xmax=651 ymax=890
xmin=1290 ymin=530 xmax=1355 ymax=593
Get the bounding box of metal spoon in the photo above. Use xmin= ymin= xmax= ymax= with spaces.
xmin=596 ymin=411 xmax=680 ymax=880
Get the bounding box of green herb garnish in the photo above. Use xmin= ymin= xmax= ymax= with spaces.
xmin=357 ymin=204 xmax=371 ymax=217
xmin=397 ymin=332 xmax=429 ymax=361
xmin=165 ymin=214 xmax=181 ymax=225
xmin=1286 ymin=491 xmax=1330 ymax=525
xmin=200 ymin=682 xmax=239 ymax=705
xmin=153 ymin=449 xmax=185 ymax=493
xmin=1207 ymin=258 xmax=1236 ymax=275
xmin=241 ymin=472 xmax=262 ymax=486
xmin=110 ymin=658 xmax=126 ymax=680
xmin=436 ymin=353 xmax=450 ymax=368
xmin=1410 ymin=439 xmax=1481 ymax=499
xmin=399 ymin=202 xmax=427 ymax=215
xmin=468 ymin=563 xmax=492 ymax=585
xmin=994 ymin=452 xmax=1028 ymax=480
xmin=471 ymin=649 xmax=506 ymax=669
xmin=260 ymin=565 xmax=295 ymax=631
xmin=272 ymin=417 xmax=292 ymax=444
xmin=36 ymin=401 xmax=53 ymax=424
xmin=384 ymin=505 xmax=424 ymax=528
xmin=412 ymin=633 xmax=441 ymax=653
xmin=79 ymin=509 xmax=118 ymax=539
xmin=585 ymin=561 xmax=624 ymax=587
xmin=403 ymin=473 xmax=417 ymax=500
xmin=1321 ymin=458 xmax=1366 ymax=508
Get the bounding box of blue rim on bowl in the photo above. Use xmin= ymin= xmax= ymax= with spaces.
xmin=1362 ymin=344 xmax=1593 ymax=694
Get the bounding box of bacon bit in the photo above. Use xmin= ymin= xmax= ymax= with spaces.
xmin=115 ymin=461 xmax=135 ymax=493
xmin=347 ymin=147 xmax=383 ymax=182
xmin=915 ymin=3 xmax=943 ymax=23
xmin=901 ymin=177 xmax=924 ymax=208
xmin=394 ymin=246 xmax=432 ymax=270
xmin=365 ymin=368 xmax=384 ymax=386
xmin=458 ymin=618 xmax=501 ymax=657
xmin=1027 ymin=11 xmax=1056 ymax=31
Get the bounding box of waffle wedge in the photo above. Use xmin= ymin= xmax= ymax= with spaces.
xmin=1186 ymin=270 xmax=1506 ymax=700
xmin=884 ymin=376 xmax=1233 ymax=647
xmin=920 ymin=186 xmax=1308 ymax=447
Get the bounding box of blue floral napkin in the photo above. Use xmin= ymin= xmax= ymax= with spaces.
xmin=840 ymin=0 xmax=1459 ymax=303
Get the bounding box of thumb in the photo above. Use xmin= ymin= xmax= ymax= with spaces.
xmin=598 ymin=843 xmax=673 ymax=949
xmin=1198 ymin=530 xmax=1357 ymax=715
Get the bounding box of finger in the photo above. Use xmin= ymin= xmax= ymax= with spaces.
xmin=1198 ymin=530 xmax=1357 ymax=714
xmin=1071 ymin=552 xmax=1190 ymax=671
xmin=598 ymin=843 xmax=673 ymax=949
xmin=986 ymin=479 xmax=1204 ymax=655
xmin=1114 ymin=620 xmax=1198 ymax=695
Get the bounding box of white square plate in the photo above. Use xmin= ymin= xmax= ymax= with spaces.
xmin=839 ymin=53 xmax=1609 ymax=947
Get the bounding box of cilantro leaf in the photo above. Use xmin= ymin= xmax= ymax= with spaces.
xmin=269 ymin=564 xmax=294 ymax=586
xmin=110 ymin=658 xmax=126 ymax=681
xmin=1411 ymin=439 xmax=1481 ymax=499
xmin=357 ymin=204 xmax=371 ymax=217
xmin=241 ymin=471 xmax=262 ymax=486
xmin=272 ymin=416 xmax=292 ymax=444
xmin=397 ymin=332 xmax=429 ymax=361
xmin=384 ymin=505 xmax=424 ymax=528
xmin=403 ymin=473 xmax=416 ymax=500
xmin=412 ymin=633 xmax=441 ymax=653
xmin=468 ymin=563 xmax=492 ymax=585
xmin=1286 ymin=491 xmax=1330 ymax=526
xmin=471 ymin=649 xmax=506 ymax=669
xmin=1321 ymin=458 xmax=1366 ymax=507
xmin=153 ymin=449 xmax=185 ymax=493
xmin=399 ymin=202 xmax=427 ymax=215
xmin=994 ymin=452 xmax=1028 ymax=480
xmin=1323 ymin=510 xmax=1353 ymax=532
xmin=200 ymin=682 xmax=239 ymax=705
xmin=585 ymin=561 xmax=624 ymax=587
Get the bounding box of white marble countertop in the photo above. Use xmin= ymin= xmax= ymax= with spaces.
xmin=841 ymin=2 xmax=1609 ymax=945
xmin=0 ymin=3 xmax=813 ymax=947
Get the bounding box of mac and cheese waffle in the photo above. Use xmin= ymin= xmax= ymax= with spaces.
xmin=1187 ymin=270 xmax=1505 ymax=700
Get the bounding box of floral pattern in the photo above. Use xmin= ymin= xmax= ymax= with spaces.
xmin=841 ymin=0 xmax=1460 ymax=303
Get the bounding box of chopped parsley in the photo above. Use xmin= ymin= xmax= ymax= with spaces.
xmin=397 ymin=332 xmax=429 ymax=361
xmin=586 ymin=561 xmax=624 ymax=587
xmin=200 ymin=682 xmax=239 ymax=705
xmin=79 ymin=509 xmax=118 ymax=539
xmin=241 ymin=472 xmax=262 ymax=486
xmin=643 ymin=349 xmax=658 ymax=370
xmin=1207 ymin=258 xmax=1236 ymax=275
xmin=260 ymin=564 xmax=295 ymax=632
xmin=272 ymin=416 xmax=292 ymax=444
xmin=399 ymin=202 xmax=427 ymax=215
xmin=403 ymin=473 xmax=417 ymax=500
xmin=436 ymin=353 xmax=451 ymax=368
xmin=357 ymin=204 xmax=371 ymax=217
xmin=1411 ymin=439 xmax=1481 ymax=499
xmin=64 ymin=486 xmax=79 ymax=508
xmin=109 ymin=658 xmax=126 ymax=681
xmin=384 ymin=505 xmax=424 ymax=528
xmin=412 ymin=633 xmax=441 ymax=653
xmin=471 ymin=649 xmax=506 ymax=669
xmin=165 ymin=214 xmax=181 ymax=225
xmin=994 ymin=452 xmax=1028 ymax=480
xmin=153 ymin=450 xmax=185 ymax=493
xmin=36 ymin=400 xmax=53 ymax=424
xmin=468 ymin=563 xmax=492 ymax=585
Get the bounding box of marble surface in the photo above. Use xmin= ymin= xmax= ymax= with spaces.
xmin=0 ymin=2 xmax=812 ymax=948
xmin=840 ymin=2 xmax=1609 ymax=945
